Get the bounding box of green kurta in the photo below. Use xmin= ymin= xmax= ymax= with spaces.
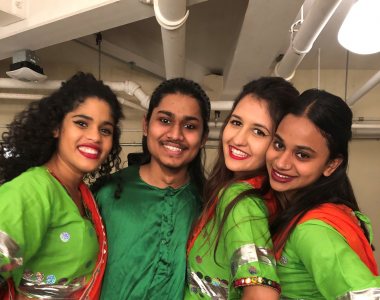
xmin=185 ymin=180 xmax=279 ymax=300
xmin=0 ymin=166 xmax=99 ymax=298
xmin=95 ymin=165 xmax=201 ymax=300
xmin=278 ymin=219 xmax=380 ymax=299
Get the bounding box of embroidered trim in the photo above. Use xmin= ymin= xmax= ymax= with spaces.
xmin=233 ymin=276 xmax=281 ymax=294
xmin=0 ymin=231 xmax=23 ymax=272
xmin=230 ymin=244 xmax=275 ymax=276
xmin=337 ymin=287 xmax=380 ymax=299
xmin=187 ymin=270 xmax=228 ymax=299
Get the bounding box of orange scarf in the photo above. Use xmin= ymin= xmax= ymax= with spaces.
xmin=273 ymin=203 xmax=378 ymax=275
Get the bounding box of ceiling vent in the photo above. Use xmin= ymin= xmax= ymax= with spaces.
xmin=6 ymin=49 xmax=47 ymax=82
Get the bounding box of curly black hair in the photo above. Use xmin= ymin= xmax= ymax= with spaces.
xmin=0 ymin=72 xmax=124 ymax=184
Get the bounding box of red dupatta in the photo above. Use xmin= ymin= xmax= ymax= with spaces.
xmin=273 ymin=203 xmax=378 ymax=275
xmin=75 ymin=182 xmax=108 ymax=300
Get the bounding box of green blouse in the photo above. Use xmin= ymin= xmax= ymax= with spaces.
xmin=278 ymin=219 xmax=380 ymax=299
xmin=185 ymin=181 xmax=279 ymax=300
xmin=95 ymin=165 xmax=201 ymax=300
xmin=0 ymin=166 xmax=98 ymax=298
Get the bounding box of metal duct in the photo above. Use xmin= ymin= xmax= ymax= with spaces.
xmin=153 ymin=0 xmax=188 ymax=78
xmin=274 ymin=0 xmax=342 ymax=80
xmin=347 ymin=70 xmax=380 ymax=106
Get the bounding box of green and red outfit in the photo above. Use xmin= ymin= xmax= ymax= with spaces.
xmin=185 ymin=177 xmax=280 ymax=299
xmin=0 ymin=166 xmax=107 ymax=299
xmin=273 ymin=203 xmax=380 ymax=299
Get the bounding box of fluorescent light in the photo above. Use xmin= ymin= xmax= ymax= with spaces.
xmin=338 ymin=0 xmax=380 ymax=55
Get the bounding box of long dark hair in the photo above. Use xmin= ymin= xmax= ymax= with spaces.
xmin=200 ymin=77 xmax=299 ymax=255
xmin=0 ymin=72 xmax=124 ymax=184
xmin=269 ymin=89 xmax=371 ymax=251
xmin=142 ymin=77 xmax=210 ymax=192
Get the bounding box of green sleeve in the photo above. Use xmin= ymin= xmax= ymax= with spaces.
xmin=0 ymin=172 xmax=52 ymax=279
xmin=217 ymin=183 xmax=279 ymax=292
xmin=292 ymin=220 xmax=380 ymax=299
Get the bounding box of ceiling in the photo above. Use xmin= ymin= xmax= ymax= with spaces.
xmin=1 ymin=0 xmax=380 ymax=102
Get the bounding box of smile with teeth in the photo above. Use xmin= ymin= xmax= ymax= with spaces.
xmin=163 ymin=144 xmax=184 ymax=153
xmin=274 ymin=171 xmax=290 ymax=178
xmin=79 ymin=146 xmax=98 ymax=154
xmin=229 ymin=146 xmax=249 ymax=160
xmin=271 ymin=168 xmax=295 ymax=183
xmin=78 ymin=146 xmax=100 ymax=159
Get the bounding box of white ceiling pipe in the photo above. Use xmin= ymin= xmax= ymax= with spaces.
xmin=274 ymin=0 xmax=342 ymax=80
xmin=0 ymin=78 xmax=62 ymax=90
xmin=153 ymin=0 xmax=188 ymax=78
xmin=208 ymin=122 xmax=224 ymax=128
xmin=352 ymin=123 xmax=380 ymax=129
xmin=0 ymin=93 xmax=46 ymax=100
xmin=0 ymin=78 xmax=236 ymax=111
xmin=124 ymin=80 xmax=150 ymax=109
xmin=0 ymin=92 xmax=145 ymax=112
xmin=347 ymin=70 xmax=380 ymax=106
xmin=0 ymin=78 xmax=150 ymax=109
xmin=210 ymin=101 xmax=234 ymax=111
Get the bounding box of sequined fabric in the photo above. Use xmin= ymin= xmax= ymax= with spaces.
xmin=337 ymin=287 xmax=380 ymax=299
xmin=0 ymin=167 xmax=101 ymax=299
xmin=0 ymin=231 xmax=23 ymax=273
xmin=17 ymin=275 xmax=86 ymax=299
xmin=185 ymin=180 xmax=280 ymax=299
xmin=230 ymin=243 xmax=275 ymax=277
xmin=187 ymin=270 xmax=228 ymax=299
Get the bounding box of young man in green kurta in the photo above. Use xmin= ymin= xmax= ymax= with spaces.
xmin=94 ymin=78 xmax=210 ymax=300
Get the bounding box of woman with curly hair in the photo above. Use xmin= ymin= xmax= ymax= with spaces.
xmin=0 ymin=72 xmax=124 ymax=299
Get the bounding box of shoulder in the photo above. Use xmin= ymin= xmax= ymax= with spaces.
xmin=217 ymin=181 xmax=267 ymax=214
xmin=92 ymin=166 xmax=139 ymax=203
xmin=0 ymin=166 xmax=60 ymax=209
xmin=289 ymin=219 xmax=346 ymax=254
xmin=94 ymin=166 xmax=137 ymax=189
xmin=1 ymin=166 xmax=56 ymax=191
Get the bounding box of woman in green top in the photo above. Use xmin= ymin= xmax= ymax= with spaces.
xmin=185 ymin=77 xmax=299 ymax=300
xmin=0 ymin=72 xmax=124 ymax=299
xmin=266 ymin=89 xmax=380 ymax=299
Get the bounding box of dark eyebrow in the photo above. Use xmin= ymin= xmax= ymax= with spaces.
xmin=275 ymin=133 xmax=316 ymax=153
xmin=157 ymin=110 xmax=201 ymax=122
xmin=72 ymin=114 xmax=114 ymax=127
xmin=231 ymin=113 xmax=271 ymax=132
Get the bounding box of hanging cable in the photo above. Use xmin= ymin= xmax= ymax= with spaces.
xmin=96 ymin=32 xmax=102 ymax=80
xmin=344 ymin=50 xmax=349 ymax=101
xmin=317 ymin=48 xmax=321 ymax=89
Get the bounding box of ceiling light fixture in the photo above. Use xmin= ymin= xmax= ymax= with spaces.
xmin=338 ymin=0 xmax=380 ymax=55
xmin=6 ymin=49 xmax=47 ymax=82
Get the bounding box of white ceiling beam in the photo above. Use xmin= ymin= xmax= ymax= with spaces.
xmin=221 ymin=0 xmax=303 ymax=100
xmin=0 ymin=0 xmax=156 ymax=60
xmin=76 ymin=36 xmax=166 ymax=78
xmin=0 ymin=0 xmax=26 ymax=26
